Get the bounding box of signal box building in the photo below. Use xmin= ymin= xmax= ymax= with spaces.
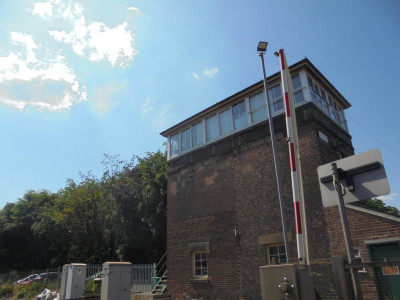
xmin=160 ymin=59 xmax=400 ymax=300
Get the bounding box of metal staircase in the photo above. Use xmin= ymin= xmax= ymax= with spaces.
xmin=152 ymin=252 xmax=169 ymax=298
xmin=152 ymin=270 xmax=167 ymax=294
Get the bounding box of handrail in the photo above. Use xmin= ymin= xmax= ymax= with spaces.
xmin=154 ymin=252 xmax=167 ymax=278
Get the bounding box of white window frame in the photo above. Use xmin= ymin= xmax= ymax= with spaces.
xmin=193 ymin=251 xmax=208 ymax=279
xmin=266 ymin=243 xmax=287 ymax=265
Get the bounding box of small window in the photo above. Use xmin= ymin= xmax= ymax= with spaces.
xmin=321 ymin=89 xmax=327 ymax=100
xmin=205 ymin=115 xmax=218 ymax=142
xmin=191 ymin=122 xmax=203 ymax=148
xmin=249 ymin=92 xmax=267 ymax=123
xmin=307 ymin=75 xmax=313 ymax=87
xmin=219 ymin=108 xmax=233 ymax=135
xmin=292 ymin=75 xmax=302 ymax=90
xmin=318 ymin=131 xmax=329 ymax=143
xmin=181 ymin=128 xmax=191 ymax=152
xmin=193 ymin=252 xmax=208 ymax=278
xmin=232 ymin=100 xmax=247 ymax=130
xmin=266 ymin=244 xmax=287 ymax=265
xmin=268 ymin=84 xmax=282 ymax=100
xmin=170 ymin=133 xmax=180 ymax=156
xmin=294 ymin=90 xmax=304 ymax=104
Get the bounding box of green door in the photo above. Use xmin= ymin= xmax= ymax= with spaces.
xmin=369 ymin=242 xmax=400 ymax=300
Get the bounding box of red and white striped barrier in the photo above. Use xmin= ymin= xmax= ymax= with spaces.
xmin=277 ymin=49 xmax=305 ymax=262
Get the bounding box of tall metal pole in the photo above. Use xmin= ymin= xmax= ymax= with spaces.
xmin=332 ymin=162 xmax=363 ymax=300
xmin=258 ymin=47 xmax=290 ymax=262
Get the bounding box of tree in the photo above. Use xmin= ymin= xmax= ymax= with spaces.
xmin=0 ymin=148 xmax=168 ymax=271
xmin=353 ymin=198 xmax=400 ymax=217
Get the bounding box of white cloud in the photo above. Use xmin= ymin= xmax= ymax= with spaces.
xmin=203 ymin=67 xmax=218 ymax=78
xmin=142 ymin=97 xmax=154 ymax=116
xmin=0 ymin=34 xmax=86 ymax=112
xmin=0 ymin=0 xmax=137 ymax=112
xmin=45 ymin=1 xmax=137 ymax=67
xmin=10 ymin=32 xmax=38 ymax=63
xmin=32 ymin=1 xmax=53 ymax=18
xmin=127 ymin=6 xmax=140 ymax=15
xmin=193 ymin=67 xmax=219 ymax=79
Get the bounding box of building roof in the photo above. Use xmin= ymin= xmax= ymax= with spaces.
xmin=161 ymin=58 xmax=350 ymax=137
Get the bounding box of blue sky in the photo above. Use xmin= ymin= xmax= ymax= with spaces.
xmin=0 ymin=0 xmax=399 ymax=210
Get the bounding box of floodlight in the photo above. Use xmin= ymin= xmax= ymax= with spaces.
xmin=257 ymin=41 xmax=268 ymax=52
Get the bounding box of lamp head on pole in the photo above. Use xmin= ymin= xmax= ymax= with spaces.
xmin=257 ymin=41 xmax=268 ymax=52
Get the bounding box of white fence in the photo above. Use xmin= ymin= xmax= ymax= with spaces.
xmin=86 ymin=263 xmax=156 ymax=293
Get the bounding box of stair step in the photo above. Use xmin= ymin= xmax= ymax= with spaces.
xmin=153 ymin=294 xmax=172 ymax=300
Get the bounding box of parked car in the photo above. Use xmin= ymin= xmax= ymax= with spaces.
xmin=32 ymin=272 xmax=59 ymax=283
xmin=13 ymin=274 xmax=38 ymax=285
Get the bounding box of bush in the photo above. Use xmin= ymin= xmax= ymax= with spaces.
xmin=84 ymin=279 xmax=101 ymax=294
xmin=13 ymin=282 xmax=59 ymax=299
xmin=0 ymin=281 xmax=13 ymax=298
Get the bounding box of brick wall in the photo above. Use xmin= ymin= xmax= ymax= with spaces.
xmin=166 ymin=103 xmax=355 ymax=299
xmin=325 ymin=206 xmax=400 ymax=300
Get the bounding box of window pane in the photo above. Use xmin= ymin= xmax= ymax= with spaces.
xmin=273 ymin=99 xmax=284 ymax=113
xmin=294 ymin=90 xmax=304 ymax=104
xmin=181 ymin=128 xmax=190 ymax=152
xmin=195 ymin=253 xmax=200 ymax=260
xmin=191 ymin=122 xmax=203 ymax=147
xmin=292 ymin=75 xmax=301 ymax=90
xmin=219 ymin=109 xmax=233 ymax=135
xmin=232 ymin=101 xmax=247 ymax=130
xmin=170 ymin=134 xmax=179 ymax=156
xmin=269 ymin=246 xmax=278 ymax=255
xmin=206 ymin=115 xmax=218 ymax=142
xmin=250 ymin=93 xmax=267 ymax=123
xmin=202 ymin=253 xmax=207 ymax=260
xmin=268 ymin=85 xmax=282 ymax=100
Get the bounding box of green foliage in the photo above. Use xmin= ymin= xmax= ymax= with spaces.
xmin=364 ymin=198 xmax=400 ymax=217
xmin=0 ymin=281 xmax=13 ymax=298
xmin=10 ymin=282 xmax=58 ymax=299
xmin=84 ymin=279 xmax=101 ymax=294
xmin=0 ymin=148 xmax=168 ymax=272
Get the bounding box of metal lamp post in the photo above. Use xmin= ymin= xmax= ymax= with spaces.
xmin=257 ymin=41 xmax=290 ymax=262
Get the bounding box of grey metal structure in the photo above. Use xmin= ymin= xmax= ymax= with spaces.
xmin=257 ymin=41 xmax=290 ymax=262
xmin=101 ymin=262 xmax=132 ymax=300
xmin=260 ymin=264 xmax=316 ymax=300
xmin=60 ymin=263 xmax=87 ymax=300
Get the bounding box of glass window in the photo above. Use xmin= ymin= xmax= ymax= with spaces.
xmin=268 ymin=84 xmax=282 ymax=100
xmin=321 ymin=89 xmax=327 ymax=100
xmin=232 ymin=100 xmax=247 ymax=130
xmin=219 ymin=108 xmax=233 ymax=135
xmin=322 ymin=99 xmax=330 ymax=115
xmin=194 ymin=252 xmax=208 ymax=278
xmin=170 ymin=133 xmax=180 ymax=156
xmin=272 ymin=99 xmax=284 ymax=113
xmin=206 ymin=115 xmax=218 ymax=142
xmin=250 ymin=92 xmax=267 ymax=123
xmin=191 ymin=122 xmax=203 ymax=148
xmin=181 ymin=128 xmax=191 ymax=152
xmin=292 ymin=75 xmax=301 ymax=90
xmin=294 ymin=90 xmax=304 ymax=104
xmin=307 ymin=75 xmax=313 ymax=87
xmin=267 ymin=244 xmax=287 ymax=265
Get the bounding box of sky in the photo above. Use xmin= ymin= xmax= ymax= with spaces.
xmin=0 ymin=0 xmax=399 ymax=210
